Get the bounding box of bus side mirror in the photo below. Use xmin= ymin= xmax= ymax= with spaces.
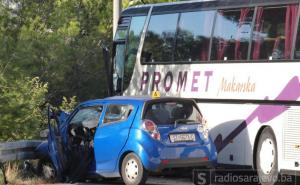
xmin=116 ymin=77 xmax=122 ymax=93
xmin=99 ymin=40 xmax=113 ymax=96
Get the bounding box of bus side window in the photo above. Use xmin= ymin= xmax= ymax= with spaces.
xmin=211 ymin=8 xmax=254 ymax=61
xmin=251 ymin=5 xmax=298 ymax=60
xmin=141 ymin=13 xmax=178 ymax=63
xmin=293 ymin=6 xmax=300 ymax=59
xmin=175 ymin=11 xmax=215 ymax=62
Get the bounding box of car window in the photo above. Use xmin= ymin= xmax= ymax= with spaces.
xmin=70 ymin=106 xmax=103 ymax=128
xmin=144 ymin=100 xmax=202 ymax=125
xmin=103 ymin=104 xmax=134 ymax=124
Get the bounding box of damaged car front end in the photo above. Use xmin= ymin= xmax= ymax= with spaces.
xmin=36 ymin=104 xmax=98 ymax=182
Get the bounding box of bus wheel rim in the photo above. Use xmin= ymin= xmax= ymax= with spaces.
xmin=259 ymin=138 xmax=275 ymax=174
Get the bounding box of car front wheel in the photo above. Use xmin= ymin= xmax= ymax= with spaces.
xmin=121 ymin=153 xmax=148 ymax=185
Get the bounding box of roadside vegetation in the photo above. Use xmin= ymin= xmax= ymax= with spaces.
xmin=4 ymin=162 xmax=41 ymax=185
xmin=0 ymin=0 xmax=174 ymax=183
xmin=1 ymin=161 xmax=56 ymax=185
xmin=0 ymin=170 xmax=4 ymax=185
xmin=0 ymin=0 xmax=175 ymax=142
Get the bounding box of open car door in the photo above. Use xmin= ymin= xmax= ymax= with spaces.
xmin=47 ymin=107 xmax=69 ymax=180
xmin=47 ymin=104 xmax=103 ymax=182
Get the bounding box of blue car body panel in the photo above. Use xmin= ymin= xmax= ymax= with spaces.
xmin=47 ymin=109 xmax=71 ymax=177
xmin=94 ymin=99 xmax=140 ymax=173
xmin=36 ymin=96 xmax=217 ymax=179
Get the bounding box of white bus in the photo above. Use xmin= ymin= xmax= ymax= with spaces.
xmin=106 ymin=0 xmax=300 ymax=184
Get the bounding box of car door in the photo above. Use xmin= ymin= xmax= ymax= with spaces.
xmin=47 ymin=109 xmax=71 ymax=180
xmin=94 ymin=102 xmax=138 ymax=172
xmin=66 ymin=105 xmax=103 ymax=181
xmin=48 ymin=105 xmax=103 ymax=180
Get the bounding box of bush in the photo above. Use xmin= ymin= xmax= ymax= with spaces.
xmin=59 ymin=96 xmax=78 ymax=113
xmin=0 ymin=76 xmax=48 ymax=141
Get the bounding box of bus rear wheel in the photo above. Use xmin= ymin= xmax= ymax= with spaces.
xmin=256 ymin=127 xmax=278 ymax=185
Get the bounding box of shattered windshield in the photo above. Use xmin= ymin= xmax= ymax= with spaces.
xmin=70 ymin=106 xmax=103 ymax=126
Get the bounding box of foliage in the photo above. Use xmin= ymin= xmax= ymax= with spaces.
xmin=0 ymin=0 xmax=112 ymax=105
xmin=0 ymin=0 xmax=174 ymax=141
xmin=0 ymin=170 xmax=4 ymax=185
xmin=125 ymin=0 xmax=176 ymax=7
xmin=0 ymin=75 xmax=48 ymax=141
xmin=59 ymin=96 xmax=78 ymax=113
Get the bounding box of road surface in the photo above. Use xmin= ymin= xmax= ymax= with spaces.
xmin=56 ymin=174 xmax=297 ymax=185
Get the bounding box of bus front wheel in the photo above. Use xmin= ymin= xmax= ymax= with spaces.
xmin=256 ymin=127 xmax=278 ymax=185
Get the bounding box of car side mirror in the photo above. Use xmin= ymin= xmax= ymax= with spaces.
xmin=40 ymin=129 xmax=49 ymax=138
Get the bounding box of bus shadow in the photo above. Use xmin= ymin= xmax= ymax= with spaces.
xmin=209 ymin=119 xmax=253 ymax=170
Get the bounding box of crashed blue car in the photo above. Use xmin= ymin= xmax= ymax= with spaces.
xmin=36 ymin=96 xmax=217 ymax=185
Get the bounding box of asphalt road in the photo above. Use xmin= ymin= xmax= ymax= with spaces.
xmin=56 ymin=173 xmax=297 ymax=185
xmin=73 ymin=176 xmax=193 ymax=185
xmin=47 ymin=168 xmax=298 ymax=185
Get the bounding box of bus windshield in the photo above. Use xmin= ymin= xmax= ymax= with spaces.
xmin=112 ymin=16 xmax=146 ymax=94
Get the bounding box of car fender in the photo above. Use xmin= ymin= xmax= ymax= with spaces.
xmin=117 ymin=128 xmax=163 ymax=172
xmin=35 ymin=140 xmax=49 ymax=159
xmin=208 ymin=136 xmax=218 ymax=164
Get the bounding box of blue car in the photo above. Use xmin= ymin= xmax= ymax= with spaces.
xmin=36 ymin=96 xmax=217 ymax=185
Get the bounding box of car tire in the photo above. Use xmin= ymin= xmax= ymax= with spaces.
xmin=37 ymin=158 xmax=57 ymax=180
xmin=121 ymin=153 xmax=148 ymax=185
xmin=256 ymin=127 xmax=278 ymax=185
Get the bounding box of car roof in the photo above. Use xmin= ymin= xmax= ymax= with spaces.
xmin=104 ymin=96 xmax=152 ymax=101
xmin=78 ymin=96 xmax=195 ymax=107
xmin=77 ymin=96 xmax=149 ymax=107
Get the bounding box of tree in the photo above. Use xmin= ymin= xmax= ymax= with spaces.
xmin=125 ymin=0 xmax=176 ymax=7
xmin=0 ymin=75 xmax=48 ymax=141
xmin=0 ymin=0 xmax=114 ymax=105
xmin=0 ymin=0 xmax=175 ymax=140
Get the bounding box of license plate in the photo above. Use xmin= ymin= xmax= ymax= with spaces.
xmin=169 ymin=133 xmax=196 ymax=143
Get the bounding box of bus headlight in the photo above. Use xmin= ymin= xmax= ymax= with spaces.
xmin=197 ymin=118 xmax=209 ymax=140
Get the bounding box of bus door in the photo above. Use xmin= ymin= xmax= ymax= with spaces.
xmin=112 ymin=17 xmax=131 ymax=94
xmin=111 ymin=15 xmax=147 ymax=95
xmin=112 ymin=41 xmax=126 ymax=94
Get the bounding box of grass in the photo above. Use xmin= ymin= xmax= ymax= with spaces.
xmin=0 ymin=172 xmax=4 ymax=185
xmin=2 ymin=161 xmax=53 ymax=185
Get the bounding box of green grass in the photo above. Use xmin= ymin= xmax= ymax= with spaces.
xmin=0 ymin=170 xmax=4 ymax=185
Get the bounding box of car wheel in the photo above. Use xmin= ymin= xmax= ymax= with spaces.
xmin=37 ymin=158 xmax=56 ymax=180
xmin=256 ymin=127 xmax=278 ymax=185
xmin=121 ymin=153 xmax=148 ymax=185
